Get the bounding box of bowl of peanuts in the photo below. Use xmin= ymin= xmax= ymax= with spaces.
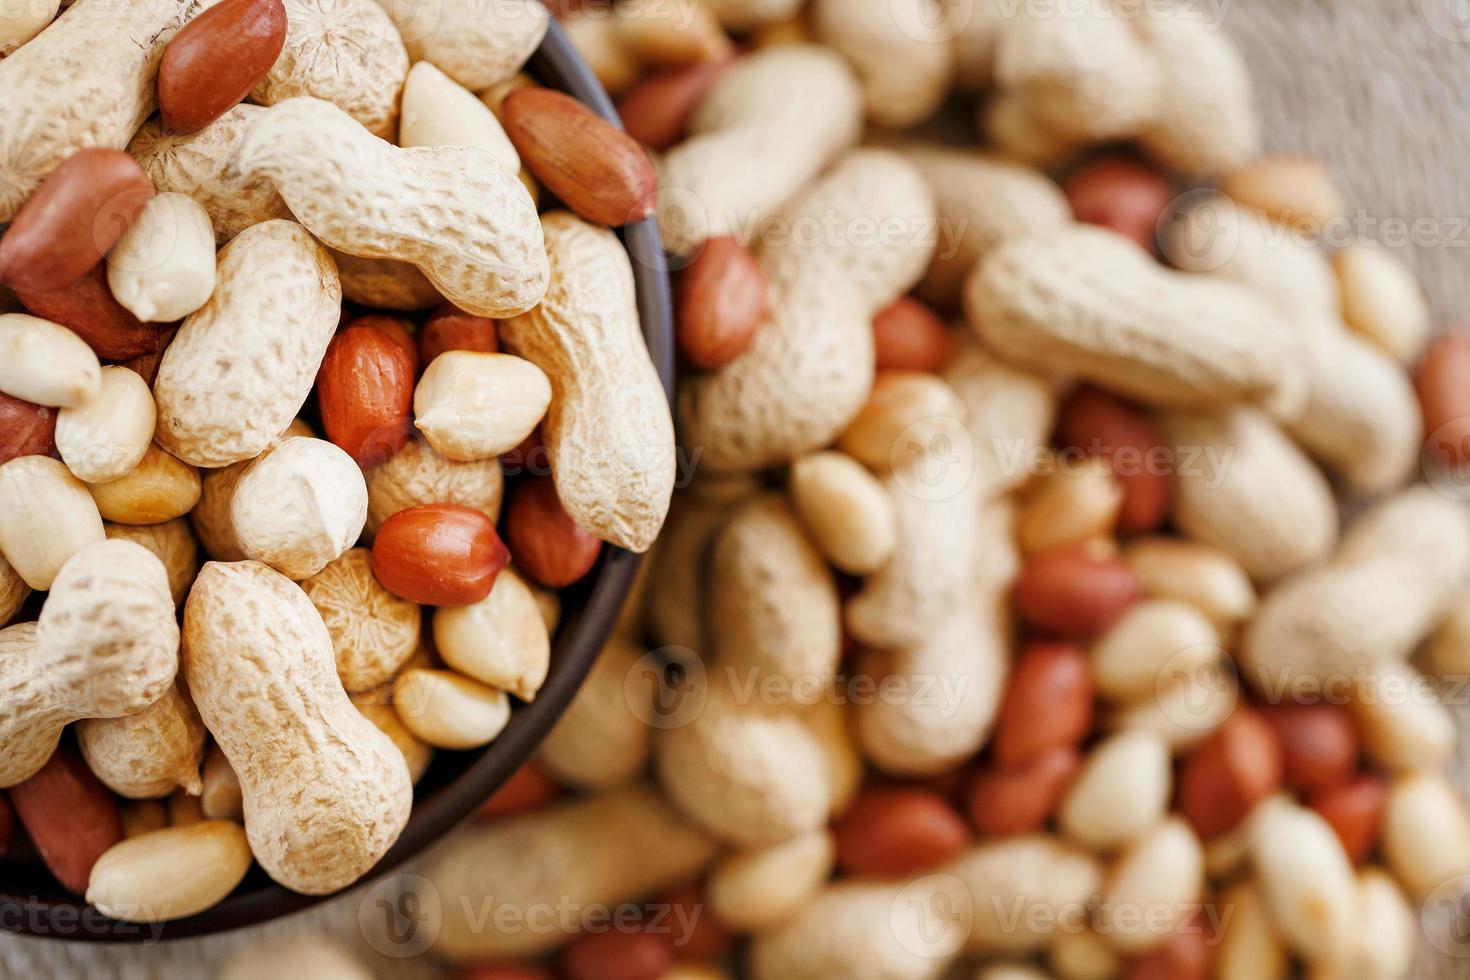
xmin=0 ymin=0 xmax=674 ymax=942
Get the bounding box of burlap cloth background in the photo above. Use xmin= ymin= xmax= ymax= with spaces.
xmin=5 ymin=1 xmax=1470 ymax=976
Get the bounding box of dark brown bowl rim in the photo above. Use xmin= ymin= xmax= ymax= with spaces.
xmin=0 ymin=18 xmax=674 ymax=943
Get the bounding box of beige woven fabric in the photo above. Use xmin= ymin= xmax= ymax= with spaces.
xmin=5 ymin=1 xmax=1470 ymax=976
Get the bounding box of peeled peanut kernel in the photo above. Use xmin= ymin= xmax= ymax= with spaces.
xmin=87 ymin=444 xmax=201 ymax=526
xmin=393 ymin=669 xmax=512 ymax=750
xmin=1097 ymin=818 xmax=1204 ymax=955
xmin=231 ymin=437 xmax=367 ymax=580
xmin=87 ymin=821 xmax=252 ymax=922
xmin=106 ymin=193 xmax=218 ymax=324
xmin=1215 ymin=879 xmax=1288 ymax=980
xmin=55 ymin=366 xmax=157 ymax=484
xmin=1382 ymin=771 xmax=1470 ymax=899
xmin=352 ymin=695 xmax=433 ymax=785
xmin=1351 ymin=664 xmax=1455 ymax=773
xmin=217 ymin=933 xmax=377 ymax=980
xmin=0 ymin=313 xmax=102 ymax=408
xmin=414 ymin=351 xmax=552 ymax=462
xmin=787 ymin=451 xmax=896 ymax=575
xmin=200 ymin=745 xmax=244 ymax=822
xmin=1122 ymin=538 xmax=1256 ymax=627
xmin=302 ymin=548 xmax=420 ymax=694
xmin=950 ymin=834 xmax=1103 ymax=954
xmin=399 ymin=61 xmax=520 ymax=175
xmin=0 ymin=552 xmax=27 ymax=626
xmin=1058 ymin=730 xmax=1170 ymax=852
xmin=1090 ymin=599 xmax=1220 ymax=704
xmin=0 ymin=455 xmax=106 ymax=590
xmin=1250 ymin=798 xmax=1357 ymax=963
xmin=1333 ymin=244 xmax=1429 ymax=363
xmin=433 ymin=568 xmax=550 ymax=701
xmin=707 ymin=830 xmax=836 ymax=934
xmin=837 ymin=371 xmax=965 ymax=470
xmin=1017 ymin=457 xmax=1123 ymax=555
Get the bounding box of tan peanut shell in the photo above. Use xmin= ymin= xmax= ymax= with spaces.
xmin=656 ymin=45 xmax=863 ymax=254
xmin=1243 ymin=487 xmax=1470 ymax=698
xmin=707 ymin=829 xmax=835 ymax=934
xmin=0 ymin=454 xmax=106 ymax=591
xmin=811 ymin=0 xmax=953 ymax=127
xmin=981 ymin=92 xmax=1084 ymax=169
xmin=154 ymin=220 xmax=341 ymax=467
xmin=331 ymin=250 xmax=443 ymax=311
xmin=846 ymin=452 xmax=980 ymax=652
xmin=995 ymin=4 xmax=1160 ymax=143
xmin=252 ymin=0 xmax=408 ymax=139
xmin=432 ymin=567 xmax=549 ymax=701
xmin=105 ymin=519 xmax=199 ymax=606
xmin=129 ymin=106 xmax=293 ymax=244
xmin=1166 ymin=194 xmax=1421 ymax=494
xmin=1134 ymin=10 xmax=1260 ymax=175
xmin=656 ymin=675 xmax=832 ymax=848
xmin=858 ymin=591 xmax=1009 ymax=777
xmin=967 ymin=226 xmax=1299 ymax=410
xmin=899 ymin=144 xmax=1071 ymax=310
xmin=77 ymin=682 xmax=205 ymax=799
xmin=947 ymin=0 xmax=1007 ymax=90
xmin=182 ymin=560 xmax=412 ymax=894
xmin=1159 ymin=407 xmax=1338 ymax=583
xmin=191 ymin=461 xmax=248 ymax=562
xmin=948 ymin=835 xmax=1103 ymax=955
xmin=238 ymin=96 xmax=548 ymax=319
xmin=500 ymin=211 xmax=674 ymax=552
xmin=302 ymin=548 xmax=420 ymax=693
xmin=366 ymin=437 xmax=503 ymax=536
xmin=645 ymin=489 xmax=752 ymax=653
xmin=942 ymin=333 xmax=1057 ymax=500
xmin=0 ymin=623 xmax=63 ymax=786
xmin=708 ymin=495 xmax=840 ymax=699
xmin=382 ymin=0 xmax=547 ymax=92
xmin=87 ymin=821 xmax=252 ymax=922
xmin=679 ymin=149 xmax=937 ymax=472
xmin=538 ymin=635 xmax=651 ymax=790
xmin=0 ymin=0 xmax=204 ymax=222
xmin=38 ymin=538 xmax=179 ymax=715
xmin=426 ymin=785 xmax=717 ymax=959
xmin=231 ymin=437 xmax=368 ymax=580
xmin=0 ymin=541 xmax=178 ymax=786
xmin=749 ymin=878 xmax=958 ymax=980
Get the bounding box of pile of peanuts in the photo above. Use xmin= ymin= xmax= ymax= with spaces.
xmin=0 ymin=0 xmax=676 ymax=922
xmin=377 ymin=2 xmax=1470 ymax=980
